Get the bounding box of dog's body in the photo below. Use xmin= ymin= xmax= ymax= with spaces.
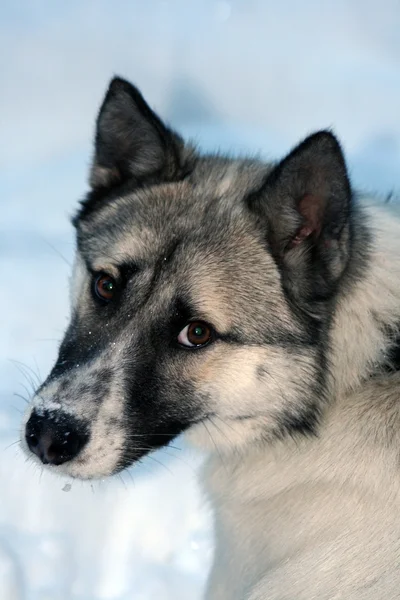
xmin=203 ymin=203 xmax=400 ymax=599
xmin=22 ymin=77 xmax=400 ymax=598
xmin=205 ymin=377 xmax=400 ymax=600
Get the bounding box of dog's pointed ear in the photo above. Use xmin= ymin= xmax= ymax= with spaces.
xmin=248 ymin=131 xmax=352 ymax=310
xmin=90 ymin=77 xmax=186 ymax=190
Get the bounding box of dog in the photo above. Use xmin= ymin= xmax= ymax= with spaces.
xmin=22 ymin=77 xmax=400 ymax=599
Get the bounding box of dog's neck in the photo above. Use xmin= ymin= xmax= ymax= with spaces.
xmin=330 ymin=201 xmax=400 ymax=396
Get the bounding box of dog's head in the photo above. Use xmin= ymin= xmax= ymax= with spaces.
xmin=22 ymin=78 xmax=353 ymax=479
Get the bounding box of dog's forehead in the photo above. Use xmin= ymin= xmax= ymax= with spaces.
xmin=77 ymin=179 xmax=258 ymax=265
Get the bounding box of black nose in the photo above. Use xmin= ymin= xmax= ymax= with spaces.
xmin=25 ymin=411 xmax=88 ymax=466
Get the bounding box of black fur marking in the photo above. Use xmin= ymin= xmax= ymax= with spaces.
xmin=274 ymin=400 xmax=322 ymax=439
xmin=161 ymin=239 xmax=181 ymax=265
xmin=377 ymin=323 xmax=400 ymax=374
xmin=256 ymin=364 xmax=268 ymax=380
xmin=119 ymin=261 xmax=140 ymax=281
xmin=386 ymin=339 xmax=400 ymax=372
xmin=233 ymin=414 xmax=260 ymax=422
xmin=90 ymin=378 xmax=111 ymax=405
xmin=47 ymin=317 xmax=114 ymax=382
xmin=172 ymin=298 xmax=197 ymax=329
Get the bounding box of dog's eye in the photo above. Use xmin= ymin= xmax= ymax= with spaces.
xmin=178 ymin=322 xmax=213 ymax=348
xmin=93 ymin=274 xmax=117 ymax=303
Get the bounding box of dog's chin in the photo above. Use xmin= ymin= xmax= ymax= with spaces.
xmin=55 ymin=458 xmax=122 ymax=481
xmin=21 ymin=443 xmax=125 ymax=481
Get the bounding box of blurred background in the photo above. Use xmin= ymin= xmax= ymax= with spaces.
xmin=1 ymin=1 xmax=400 ymax=598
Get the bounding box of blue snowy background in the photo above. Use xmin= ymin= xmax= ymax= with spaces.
xmin=1 ymin=1 xmax=400 ymax=598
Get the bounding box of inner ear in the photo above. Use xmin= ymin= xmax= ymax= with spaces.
xmin=290 ymin=194 xmax=324 ymax=248
xmin=260 ymin=131 xmax=351 ymax=255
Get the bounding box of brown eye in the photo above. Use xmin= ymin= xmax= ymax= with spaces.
xmin=178 ymin=321 xmax=213 ymax=348
xmin=94 ymin=274 xmax=117 ymax=303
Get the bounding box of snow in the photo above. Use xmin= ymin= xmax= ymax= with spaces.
xmin=1 ymin=1 xmax=400 ymax=598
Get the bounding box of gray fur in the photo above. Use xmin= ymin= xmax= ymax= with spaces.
xmin=21 ymin=77 xmax=400 ymax=598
